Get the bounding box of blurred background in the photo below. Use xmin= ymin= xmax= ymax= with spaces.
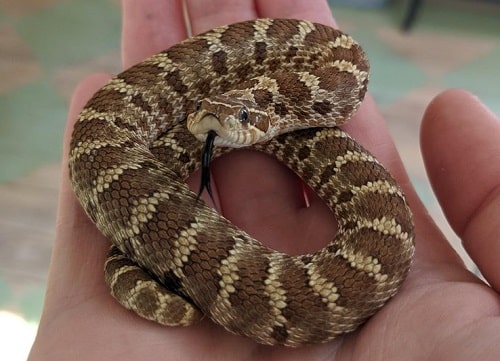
xmin=0 ymin=0 xmax=499 ymax=359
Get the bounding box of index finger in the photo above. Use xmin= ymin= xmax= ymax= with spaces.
xmin=122 ymin=0 xmax=187 ymax=69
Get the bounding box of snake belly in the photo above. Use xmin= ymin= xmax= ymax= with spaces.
xmin=69 ymin=18 xmax=415 ymax=346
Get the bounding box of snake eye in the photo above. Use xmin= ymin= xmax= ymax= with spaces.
xmin=195 ymin=100 xmax=202 ymax=111
xmin=239 ymin=107 xmax=249 ymax=124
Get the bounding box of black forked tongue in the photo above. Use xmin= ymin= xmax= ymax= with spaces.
xmin=197 ymin=130 xmax=217 ymax=206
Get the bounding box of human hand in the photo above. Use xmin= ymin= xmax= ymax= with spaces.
xmin=28 ymin=0 xmax=500 ymax=360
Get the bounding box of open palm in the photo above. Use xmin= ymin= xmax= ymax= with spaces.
xmin=29 ymin=0 xmax=500 ymax=360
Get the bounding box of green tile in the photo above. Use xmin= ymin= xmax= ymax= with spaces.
xmin=19 ymin=286 xmax=45 ymax=322
xmin=0 ymin=274 xmax=45 ymax=322
xmin=0 ymin=80 xmax=66 ymax=182
xmin=352 ymin=31 xmax=427 ymax=106
xmin=13 ymin=0 xmax=120 ymax=72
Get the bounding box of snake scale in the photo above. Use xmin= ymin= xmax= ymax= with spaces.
xmin=69 ymin=18 xmax=415 ymax=346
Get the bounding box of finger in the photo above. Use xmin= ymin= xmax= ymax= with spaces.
xmin=185 ymin=0 xmax=258 ymax=35
xmin=256 ymin=0 xmax=337 ymax=27
xmin=42 ymin=74 xmax=113 ymax=317
xmin=421 ymin=89 xmax=500 ymax=291
xmin=186 ymin=0 xmax=336 ymax=36
xmin=122 ymin=0 xmax=186 ymax=68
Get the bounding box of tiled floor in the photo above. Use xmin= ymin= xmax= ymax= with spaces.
xmin=0 ymin=0 xmax=499 ymax=358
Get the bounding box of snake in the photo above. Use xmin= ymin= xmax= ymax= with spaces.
xmin=69 ymin=18 xmax=415 ymax=346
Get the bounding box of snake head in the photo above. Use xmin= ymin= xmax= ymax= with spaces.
xmin=187 ymin=90 xmax=271 ymax=147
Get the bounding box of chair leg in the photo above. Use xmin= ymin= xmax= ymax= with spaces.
xmin=402 ymin=0 xmax=424 ymax=31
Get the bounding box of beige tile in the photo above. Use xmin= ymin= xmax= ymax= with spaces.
xmin=51 ymin=50 xmax=121 ymax=101
xmin=0 ymin=168 xmax=59 ymax=230
xmin=14 ymin=163 xmax=61 ymax=191
xmin=0 ymin=163 xmax=59 ymax=285
xmin=0 ymin=220 xmax=54 ymax=285
xmin=0 ymin=24 xmax=41 ymax=94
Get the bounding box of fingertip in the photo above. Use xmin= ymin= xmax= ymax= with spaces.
xmin=421 ymin=88 xmax=498 ymax=149
xmin=256 ymin=0 xmax=337 ymax=27
xmin=122 ymin=0 xmax=186 ymax=68
xmin=186 ymin=0 xmax=257 ymax=35
xmin=65 ymin=73 xmax=112 ymax=146
xmin=420 ymin=88 xmax=500 ymax=233
xmin=67 ymin=73 xmax=112 ymax=127
xmin=69 ymin=73 xmax=112 ymax=108
xmin=421 ymin=88 xmax=488 ymax=133
xmin=428 ymin=88 xmax=495 ymax=113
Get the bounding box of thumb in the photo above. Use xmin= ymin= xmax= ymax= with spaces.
xmin=41 ymin=73 xmax=113 ymax=318
xmin=420 ymin=89 xmax=500 ymax=291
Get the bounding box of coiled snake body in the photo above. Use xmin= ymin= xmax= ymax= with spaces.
xmin=69 ymin=18 xmax=414 ymax=346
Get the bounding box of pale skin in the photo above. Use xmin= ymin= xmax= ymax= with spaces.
xmin=28 ymin=0 xmax=500 ymax=359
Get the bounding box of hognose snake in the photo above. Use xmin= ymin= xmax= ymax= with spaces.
xmin=69 ymin=18 xmax=415 ymax=346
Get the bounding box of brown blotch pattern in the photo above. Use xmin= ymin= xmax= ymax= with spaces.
xmin=69 ymin=19 xmax=414 ymax=347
